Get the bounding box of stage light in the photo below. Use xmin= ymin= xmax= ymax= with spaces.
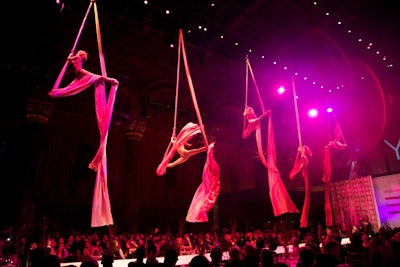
xmin=308 ymin=108 xmax=318 ymax=118
xmin=277 ymin=86 xmax=285 ymax=94
xmin=326 ymin=107 xmax=333 ymax=113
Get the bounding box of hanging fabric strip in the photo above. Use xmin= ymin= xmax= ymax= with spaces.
xmin=179 ymin=29 xmax=209 ymax=148
xmin=243 ymin=58 xmax=299 ymax=217
xmin=267 ymin=112 xmax=299 ymax=216
xmin=48 ymin=1 xmax=116 ymax=227
xmin=322 ymin=145 xmax=333 ymax=226
xmin=186 ymin=142 xmax=220 ymax=223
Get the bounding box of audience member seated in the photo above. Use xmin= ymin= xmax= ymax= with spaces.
xmin=101 ymin=254 xmax=114 ymax=267
xmin=225 ymin=246 xmax=243 ymax=267
xmin=80 ymin=258 xmax=99 ymax=267
xmin=189 ymin=255 xmax=210 ymax=267
xmin=259 ymin=248 xmax=274 ymax=267
xmin=128 ymin=245 xmax=146 ymax=267
xmin=297 ymin=246 xmax=315 ymax=267
xmin=314 ymin=240 xmax=340 ymax=267
xmin=163 ymin=248 xmax=179 ymax=267
xmin=210 ymin=245 xmax=224 ymax=267
xmin=242 ymin=242 xmax=258 ymax=267
xmin=145 ymin=243 xmax=160 ymax=267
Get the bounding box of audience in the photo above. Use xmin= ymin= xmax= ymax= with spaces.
xmin=1 ymin=222 xmax=399 ymax=267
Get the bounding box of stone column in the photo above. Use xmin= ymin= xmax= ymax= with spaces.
xmin=120 ymin=119 xmax=147 ymax=231
xmin=18 ymin=98 xmax=53 ymax=232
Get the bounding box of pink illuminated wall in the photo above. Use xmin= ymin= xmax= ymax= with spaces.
xmin=372 ymin=173 xmax=400 ymax=229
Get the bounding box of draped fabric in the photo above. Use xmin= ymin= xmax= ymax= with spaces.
xmin=242 ymin=108 xmax=271 ymax=169
xmin=321 ymin=129 xmax=347 ymax=227
xmin=186 ymin=142 xmax=220 ymax=222
xmin=299 ymin=165 xmax=310 ymax=228
xmin=243 ymin=107 xmax=299 ymax=217
xmin=48 ymin=71 xmax=117 ymax=227
xmin=322 ymin=146 xmax=333 ymax=226
xmin=266 ymin=113 xmax=299 ymax=216
xmin=156 ymin=122 xmax=202 ymax=176
xmin=289 ymin=147 xmax=311 ymax=228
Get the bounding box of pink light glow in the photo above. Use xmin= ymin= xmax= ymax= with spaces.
xmin=308 ymin=108 xmax=318 ymax=118
xmin=277 ymin=86 xmax=286 ymax=94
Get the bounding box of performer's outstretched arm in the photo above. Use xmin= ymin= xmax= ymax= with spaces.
xmin=67 ymin=50 xmax=118 ymax=86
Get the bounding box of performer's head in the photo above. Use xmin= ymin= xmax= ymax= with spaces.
xmin=243 ymin=106 xmax=256 ymax=118
xmin=299 ymin=145 xmax=312 ymax=157
xmin=76 ymin=50 xmax=88 ymax=63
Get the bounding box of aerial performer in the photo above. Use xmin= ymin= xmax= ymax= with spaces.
xmin=48 ymin=1 xmax=118 ymax=227
xmin=156 ymin=122 xmax=207 ymax=176
xmin=243 ymin=57 xmax=299 ymax=217
xmin=287 ymin=75 xmax=312 ymax=228
xmin=156 ymin=29 xmax=220 ymax=223
xmin=321 ymin=117 xmax=347 ymax=227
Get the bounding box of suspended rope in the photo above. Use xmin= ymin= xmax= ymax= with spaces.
xmin=156 ymin=29 xmax=210 ymax=176
xmin=288 ymin=76 xmax=311 ymax=228
xmin=48 ymin=0 xmax=118 ymax=228
xmin=156 ymin=30 xmax=220 ymax=223
xmin=52 ymin=1 xmax=93 ymax=91
xmin=243 ymin=57 xmax=299 ymax=217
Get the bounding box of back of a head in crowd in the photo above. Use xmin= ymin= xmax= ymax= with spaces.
xmin=228 ymin=246 xmax=241 ymax=261
xmin=163 ymin=248 xmax=179 ymax=266
xmin=101 ymin=253 xmax=114 ymax=267
xmin=299 ymin=246 xmax=315 ymax=267
xmin=260 ymin=248 xmax=274 ymax=267
xmin=189 ymin=255 xmax=209 ymax=267
xmin=81 ymin=258 xmax=99 ymax=267
xmin=210 ymin=245 xmax=223 ymax=262
xmin=135 ymin=245 xmax=146 ymax=260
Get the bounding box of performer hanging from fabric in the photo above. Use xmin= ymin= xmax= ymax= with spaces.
xmin=157 ymin=29 xmax=220 ymax=223
xmin=242 ymin=106 xmax=299 ymax=216
xmin=289 ymin=145 xmax=312 ymax=228
xmin=49 ymin=49 xmax=119 ymax=171
xmin=321 ymin=119 xmax=347 ymax=227
xmin=48 ymin=49 xmax=119 ymax=228
xmin=167 ymin=134 xmax=208 ymax=168
xmin=156 ymin=122 xmax=207 ymax=176
xmin=242 ymin=106 xmax=272 ymax=169
xmin=48 ymin=1 xmax=118 ymax=228
xmin=243 ymin=57 xmax=298 ymax=217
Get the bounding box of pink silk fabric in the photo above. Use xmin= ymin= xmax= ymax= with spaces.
xmin=322 ymin=145 xmax=333 ymax=226
xmin=289 ymin=150 xmax=310 ymax=228
xmin=156 ymin=122 xmax=202 ymax=176
xmin=266 ymin=114 xmax=299 ymax=216
xmin=49 ymin=71 xmax=117 ymax=227
xmin=243 ymin=108 xmax=299 ymax=217
xmin=186 ymin=142 xmax=220 ymax=222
